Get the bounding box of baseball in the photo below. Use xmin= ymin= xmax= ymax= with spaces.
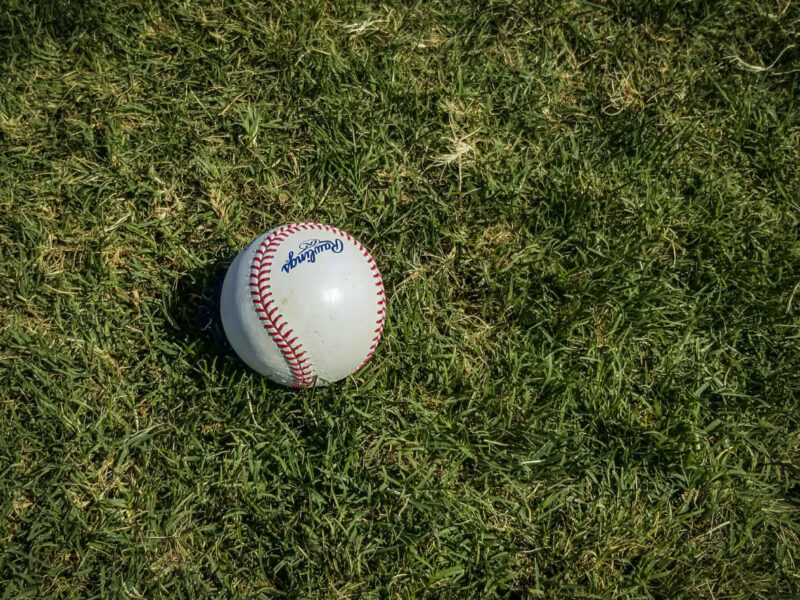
xmin=220 ymin=222 xmax=386 ymax=388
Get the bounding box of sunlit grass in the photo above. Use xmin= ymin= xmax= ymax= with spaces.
xmin=1 ymin=1 xmax=798 ymax=598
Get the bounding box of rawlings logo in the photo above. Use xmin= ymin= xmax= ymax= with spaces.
xmin=282 ymin=238 xmax=344 ymax=273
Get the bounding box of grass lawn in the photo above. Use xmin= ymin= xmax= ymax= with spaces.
xmin=1 ymin=0 xmax=799 ymax=598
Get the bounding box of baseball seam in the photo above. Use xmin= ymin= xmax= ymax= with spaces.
xmin=249 ymin=222 xmax=386 ymax=388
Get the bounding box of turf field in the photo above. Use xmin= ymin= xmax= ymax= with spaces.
xmin=1 ymin=1 xmax=799 ymax=598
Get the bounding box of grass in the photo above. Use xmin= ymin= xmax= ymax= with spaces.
xmin=1 ymin=0 xmax=799 ymax=597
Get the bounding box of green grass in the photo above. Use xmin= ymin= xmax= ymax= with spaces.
xmin=1 ymin=0 xmax=799 ymax=598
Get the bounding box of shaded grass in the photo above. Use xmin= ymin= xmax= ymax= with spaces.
xmin=1 ymin=0 xmax=799 ymax=598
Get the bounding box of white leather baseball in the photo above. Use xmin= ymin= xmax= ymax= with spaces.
xmin=220 ymin=222 xmax=386 ymax=388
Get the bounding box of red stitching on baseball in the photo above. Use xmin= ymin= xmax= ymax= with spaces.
xmin=355 ymin=247 xmax=385 ymax=374
xmin=250 ymin=222 xmax=385 ymax=387
xmin=251 ymin=226 xmax=315 ymax=388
